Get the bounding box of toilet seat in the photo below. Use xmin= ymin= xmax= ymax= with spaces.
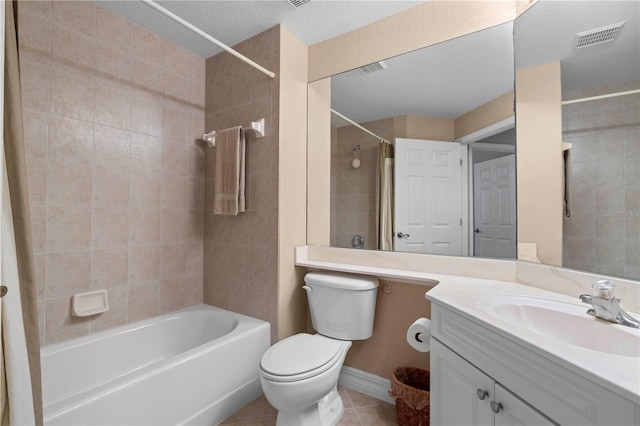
xmin=260 ymin=334 xmax=344 ymax=383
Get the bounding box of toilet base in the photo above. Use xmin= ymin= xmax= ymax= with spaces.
xmin=275 ymin=385 xmax=344 ymax=426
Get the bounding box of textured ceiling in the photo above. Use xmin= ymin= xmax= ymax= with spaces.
xmin=95 ymin=0 xmax=424 ymax=58
xmin=515 ymin=0 xmax=640 ymax=92
xmin=332 ymin=22 xmax=515 ymax=123
xmin=332 ymin=0 xmax=639 ymax=127
xmin=96 ymin=1 xmax=638 ymax=128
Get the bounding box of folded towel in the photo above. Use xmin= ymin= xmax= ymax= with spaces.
xmin=213 ymin=126 xmax=246 ymax=215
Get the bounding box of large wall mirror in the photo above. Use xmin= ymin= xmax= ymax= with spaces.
xmin=329 ymin=22 xmax=516 ymax=259
xmin=516 ymin=0 xmax=639 ymax=280
xmin=314 ymin=0 xmax=639 ymax=281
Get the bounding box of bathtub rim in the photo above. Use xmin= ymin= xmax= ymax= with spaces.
xmin=41 ymin=304 xmax=271 ymax=421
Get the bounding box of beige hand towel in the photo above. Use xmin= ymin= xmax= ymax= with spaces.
xmin=213 ymin=126 xmax=246 ymax=215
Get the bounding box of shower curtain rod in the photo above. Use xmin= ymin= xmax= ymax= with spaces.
xmin=141 ymin=0 xmax=276 ymax=79
xmin=331 ymin=109 xmax=391 ymax=144
xmin=561 ymin=88 xmax=639 ymax=105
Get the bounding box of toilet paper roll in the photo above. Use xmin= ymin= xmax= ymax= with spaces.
xmin=406 ymin=318 xmax=431 ymax=352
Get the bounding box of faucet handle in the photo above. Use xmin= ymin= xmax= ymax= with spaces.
xmin=593 ymin=279 xmax=615 ymax=299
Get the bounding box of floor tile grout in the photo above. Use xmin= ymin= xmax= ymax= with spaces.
xmin=220 ymin=386 xmax=397 ymax=426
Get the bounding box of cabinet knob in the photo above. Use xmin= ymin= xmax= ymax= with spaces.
xmin=490 ymin=400 xmax=503 ymax=413
xmin=476 ymin=389 xmax=489 ymax=400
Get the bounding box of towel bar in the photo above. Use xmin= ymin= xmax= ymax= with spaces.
xmin=202 ymin=118 xmax=265 ymax=147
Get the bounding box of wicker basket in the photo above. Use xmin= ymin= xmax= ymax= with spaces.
xmin=389 ymin=367 xmax=430 ymax=426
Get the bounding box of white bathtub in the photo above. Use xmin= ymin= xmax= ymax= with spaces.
xmin=41 ymin=304 xmax=271 ymax=425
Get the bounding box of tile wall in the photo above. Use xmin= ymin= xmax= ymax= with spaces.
xmin=18 ymin=1 xmax=206 ymax=345
xmin=330 ymin=118 xmax=393 ymax=249
xmin=562 ymin=82 xmax=640 ymax=279
xmin=203 ymin=27 xmax=280 ymax=339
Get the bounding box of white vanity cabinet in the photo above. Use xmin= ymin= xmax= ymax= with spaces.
xmin=430 ymin=302 xmax=639 ymax=426
xmin=431 ymin=338 xmax=556 ymax=425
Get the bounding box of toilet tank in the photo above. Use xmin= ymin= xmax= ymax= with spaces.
xmin=304 ymin=272 xmax=379 ymax=340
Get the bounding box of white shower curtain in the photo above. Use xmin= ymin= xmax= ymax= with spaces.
xmin=1 ymin=157 xmax=35 ymax=426
xmin=1 ymin=1 xmax=43 ymax=423
xmin=376 ymin=140 xmax=394 ymax=251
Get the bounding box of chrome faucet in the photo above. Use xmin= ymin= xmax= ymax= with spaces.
xmin=579 ymin=280 xmax=640 ymax=328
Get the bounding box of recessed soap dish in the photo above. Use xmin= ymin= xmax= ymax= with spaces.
xmin=72 ymin=289 xmax=109 ymax=317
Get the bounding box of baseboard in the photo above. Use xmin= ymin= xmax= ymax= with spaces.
xmin=338 ymin=366 xmax=394 ymax=404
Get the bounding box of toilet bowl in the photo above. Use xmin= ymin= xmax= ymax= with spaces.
xmin=259 ymin=272 xmax=379 ymax=426
xmin=260 ymin=333 xmax=351 ymax=425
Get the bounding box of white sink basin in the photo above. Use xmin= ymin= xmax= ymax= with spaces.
xmin=476 ymin=295 xmax=640 ymax=357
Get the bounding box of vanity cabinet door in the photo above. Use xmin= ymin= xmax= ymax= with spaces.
xmin=431 ymin=338 xmax=494 ymax=426
xmin=494 ymin=384 xmax=557 ymax=426
xmin=432 ymin=338 xmax=558 ymax=426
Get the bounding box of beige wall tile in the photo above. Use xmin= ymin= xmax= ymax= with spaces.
xmin=161 ymin=173 xmax=188 ymax=208
xmin=96 ymin=7 xmax=132 ymax=52
xmin=160 ymin=244 xmax=186 ymax=279
xmin=49 ymin=64 xmax=94 ymax=121
xmin=51 ymin=1 xmax=96 ymax=37
xmin=159 ymin=278 xmax=186 ymax=314
xmin=22 ymin=2 xmax=207 ymax=346
xmin=46 ymin=204 xmax=91 ymax=252
xmin=50 ymin=23 xmax=96 ymax=71
xmin=18 ymin=1 xmax=51 ymax=19
xmin=92 ymin=248 xmax=129 ymax=289
xmin=92 ymin=207 xmax=129 ymax=249
xmin=45 ymin=297 xmax=90 ymax=344
xmin=163 ymin=39 xmax=190 ymax=76
xmin=26 ymin=156 xmax=47 ymax=206
xmin=129 ymin=170 xmax=162 ymax=208
xmin=94 ymin=83 xmax=131 ymax=130
xmin=131 ymin=90 xmax=164 ymax=137
xmin=20 ymin=54 xmax=49 ymax=112
xmin=129 ymin=208 xmax=161 ymax=247
xmin=91 ymin=287 xmax=128 ymax=332
xmin=133 ymin=59 xmax=163 ymax=95
xmin=132 ymin=26 xmax=163 ymax=65
xmin=45 ymin=251 xmax=91 ymax=299
xmin=23 ymin=109 xmax=48 ymax=159
xmin=30 ymin=203 xmax=46 ymax=253
xmin=131 ymin=132 xmax=163 ymax=175
xmin=17 ymin=10 xmax=50 ymax=61
xmin=128 ymin=282 xmax=160 ymax=322
xmin=128 ymin=246 xmax=160 ymax=284
xmin=162 ymin=138 xmax=188 ymax=176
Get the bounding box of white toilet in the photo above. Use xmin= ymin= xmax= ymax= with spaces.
xmin=259 ymin=271 xmax=379 ymax=426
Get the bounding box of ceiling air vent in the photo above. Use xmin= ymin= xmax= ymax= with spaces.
xmin=575 ymin=22 xmax=625 ymax=48
xmin=287 ymin=0 xmax=310 ymax=8
xmin=358 ymin=61 xmax=388 ymax=75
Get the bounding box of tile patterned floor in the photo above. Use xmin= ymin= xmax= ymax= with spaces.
xmin=221 ymin=386 xmax=397 ymax=425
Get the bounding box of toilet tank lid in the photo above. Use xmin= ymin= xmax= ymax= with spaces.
xmin=304 ymin=272 xmax=379 ymax=290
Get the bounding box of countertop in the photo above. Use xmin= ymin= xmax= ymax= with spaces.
xmin=427 ymin=278 xmax=640 ymax=406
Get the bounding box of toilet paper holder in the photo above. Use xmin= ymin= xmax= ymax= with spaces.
xmin=414 ymin=332 xmax=428 ymax=343
xmin=407 ymin=317 xmax=431 ymax=352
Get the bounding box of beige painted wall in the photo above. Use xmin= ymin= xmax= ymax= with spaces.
xmin=345 ymin=281 xmax=432 ymax=379
xmin=455 ymin=91 xmax=514 ymax=139
xmin=393 ymin=115 xmax=455 ymax=141
xmin=277 ymin=27 xmax=310 ymax=340
xmin=307 ymin=79 xmax=332 ymax=246
xmin=516 ymin=62 xmax=563 ymax=266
